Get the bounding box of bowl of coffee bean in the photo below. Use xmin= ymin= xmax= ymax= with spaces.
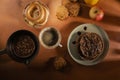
xmin=0 ymin=30 xmax=39 ymax=64
xmin=67 ymin=23 xmax=109 ymax=66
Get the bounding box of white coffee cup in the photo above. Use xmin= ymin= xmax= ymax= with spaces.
xmin=39 ymin=27 xmax=62 ymax=49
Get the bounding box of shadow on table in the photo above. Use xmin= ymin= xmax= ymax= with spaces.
xmin=102 ymin=14 xmax=120 ymax=27
xmin=1 ymin=58 xmax=120 ymax=80
xmin=0 ymin=55 xmax=11 ymax=64
xmin=116 ymin=0 xmax=120 ymax=2
xmin=78 ymin=3 xmax=120 ymax=27
xmin=106 ymin=30 xmax=120 ymax=43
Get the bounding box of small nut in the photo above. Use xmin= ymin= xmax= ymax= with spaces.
xmin=54 ymin=57 xmax=67 ymax=70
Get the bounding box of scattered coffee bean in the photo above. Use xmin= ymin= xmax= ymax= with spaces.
xmin=72 ymin=41 xmax=76 ymax=44
xmin=84 ymin=26 xmax=87 ymax=31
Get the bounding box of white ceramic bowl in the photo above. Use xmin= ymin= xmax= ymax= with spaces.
xmin=67 ymin=23 xmax=109 ymax=66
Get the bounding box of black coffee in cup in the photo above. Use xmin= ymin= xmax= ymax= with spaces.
xmin=39 ymin=27 xmax=62 ymax=49
xmin=42 ymin=28 xmax=59 ymax=46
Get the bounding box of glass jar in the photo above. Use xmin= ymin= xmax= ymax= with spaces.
xmin=23 ymin=1 xmax=49 ymax=28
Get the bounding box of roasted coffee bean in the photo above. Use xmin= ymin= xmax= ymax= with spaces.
xmin=14 ymin=35 xmax=35 ymax=58
xmin=77 ymin=31 xmax=81 ymax=35
xmin=72 ymin=41 xmax=76 ymax=44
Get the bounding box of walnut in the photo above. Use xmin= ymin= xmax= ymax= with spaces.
xmin=53 ymin=57 xmax=67 ymax=70
xmin=56 ymin=5 xmax=69 ymax=20
xmin=65 ymin=2 xmax=80 ymax=17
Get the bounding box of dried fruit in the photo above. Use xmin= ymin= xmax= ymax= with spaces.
xmin=54 ymin=57 xmax=67 ymax=70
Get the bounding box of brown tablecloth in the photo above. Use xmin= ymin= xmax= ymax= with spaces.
xmin=0 ymin=0 xmax=120 ymax=80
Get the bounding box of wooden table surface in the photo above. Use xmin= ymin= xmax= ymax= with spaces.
xmin=0 ymin=0 xmax=120 ymax=80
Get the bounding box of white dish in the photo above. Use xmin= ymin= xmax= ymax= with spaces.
xmin=67 ymin=23 xmax=109 ymax=66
